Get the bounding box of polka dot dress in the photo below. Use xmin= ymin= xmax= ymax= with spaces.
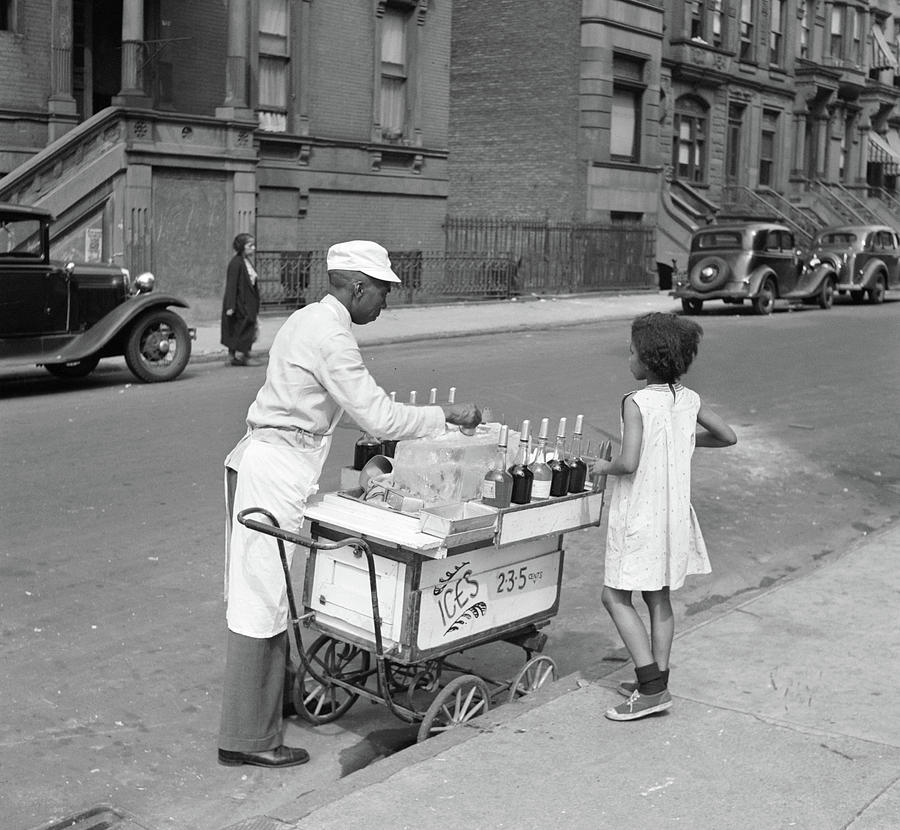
xmin=603 ymin=383 xmax=711 ymax=591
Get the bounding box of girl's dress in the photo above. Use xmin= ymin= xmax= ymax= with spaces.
xmin=604 ymin=382 xmax=711 ymax=591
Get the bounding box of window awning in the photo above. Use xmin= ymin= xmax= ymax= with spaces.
xmin=871 ymin=25 xmax=899 ymax=71
xmin=868 ymin=131 xmax=900 ymax=174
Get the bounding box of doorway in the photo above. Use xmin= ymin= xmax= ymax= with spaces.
xmin=72 ymin=0 xmax=123 ymax=120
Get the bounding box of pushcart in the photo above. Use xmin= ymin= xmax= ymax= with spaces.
xmin=237 ymin=468 xmax=608 ymax=743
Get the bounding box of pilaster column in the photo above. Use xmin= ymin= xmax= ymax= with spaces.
xmin=48 ymin=0 xmax=78 ymax=140
xmin=113 ymin=0 xmax=153 ymax=107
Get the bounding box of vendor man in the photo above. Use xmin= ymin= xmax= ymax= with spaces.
xmin=218 ymin=240 xmax=481 ymax=768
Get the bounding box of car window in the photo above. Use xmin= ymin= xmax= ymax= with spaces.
xmin=865 ymin=233 xmax=878 ymax=250
xmin=781 ymin=231 xmax=794 ymax=250
xmin=0 ymin=218 xmax=43 ymax=258
xmin=817 ymin=232 xmax=856 ymax=246
xmin=692 ymin=231 xmax=743 ymax=251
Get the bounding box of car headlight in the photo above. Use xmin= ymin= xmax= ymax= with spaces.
xmin=133 ymin=271 xmax=155 ymax=293
xmin=808 ymin=255 xmax=820 ymax=268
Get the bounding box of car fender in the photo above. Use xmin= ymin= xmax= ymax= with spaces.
xmin=859 ymin=259 xmax=887 ymax=289
xmin=807 ymin=262 xmax=836 ymax=289
xmin=745 ymin=266 xmax=776 ymax=296
xmin=41 ymin=294 xmax=190 ymax=364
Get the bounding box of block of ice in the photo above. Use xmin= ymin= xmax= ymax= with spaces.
xmin=391 ymin=422 xmax=518 ymax=506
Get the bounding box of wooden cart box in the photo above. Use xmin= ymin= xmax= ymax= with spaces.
xmin=301 ymin=488 xmax=603 ymax=663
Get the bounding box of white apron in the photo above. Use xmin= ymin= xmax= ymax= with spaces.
xmin=223 ymin=417 xmax=339 ymax=638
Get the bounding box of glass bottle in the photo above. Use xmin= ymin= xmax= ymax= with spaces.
xmin=382 ymin=391 xmax=398 ymax=458
xmin=508 ymin=419 xmax=534 ymax=505
xmin=528 ymin=418 xmax=552 ymax=500
xmin=566 ymin=414 xmax=588 ymax=493
xmin=353 ymin=431 xmax=383 ymax=470
xmin=548 ymin=417 xmax=571 ymax=497
xmin=482 ymin=424 xmax=513 ymax=508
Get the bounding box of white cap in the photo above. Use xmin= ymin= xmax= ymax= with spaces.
xmin=326 ymin=240 xmax=401 ymax=283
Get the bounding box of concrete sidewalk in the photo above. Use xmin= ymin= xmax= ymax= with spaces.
xmin=230 ymin=521 xmax=900 ymax=830
xmin=188 ymin=290 xmax=682 ymax=362
xmin=202 ymin=291 xmax=900 ymax=829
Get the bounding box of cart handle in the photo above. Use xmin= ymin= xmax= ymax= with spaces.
xmin=237 ymin=508 xmax=367 ymax=553
xmin=236 ymin=507 xmax=393 ymax=708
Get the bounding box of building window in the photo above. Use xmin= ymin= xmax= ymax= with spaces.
xmin=726 ymin=103 xmax=745 ymax=182
xmin=799 ymin=4 xmax=810 ymax=59
xmin=830 ymin=6 xmax=843 ymax=60
xmin=769 ymin=0 xmax=785 ymax=65
xmin=0 ymin=0 xmax=15 ymax=31
xmin=689 ymin=1 xmax=724 ymax=47
xmin=611 ymin=55 xmax=645 ymax=163
xmin=851 ymin=8 xmax=863 ymax=65
xmin=740 ymin=0 xmax=755 ymax=61
xmin=380 ymin=6 xmax=409 ymax=141
xmin=258 ymin=0 xmax=289 ymax=132
xmin=759 ymin=110 xmax=778 ymax=187
xmin=672 ymin=96 xmax=708 ymax=184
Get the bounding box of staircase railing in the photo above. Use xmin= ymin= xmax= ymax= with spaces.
xmin=721 ymin=185 xmax=813 ymax=245
xmin=867 ymin=185 xmax=900 ymax=225
xmin=0 ymin=107 xmax=127 ymax=206
xmin=811 ymin=180 xmax=872 ymax=224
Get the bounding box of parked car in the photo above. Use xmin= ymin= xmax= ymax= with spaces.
xmin=806 ymin=224 xmax=900 ymax=304
xmin=672 ymin=222 xmax=836 ymax=315
xmin=0 ymin=203 xmax=193 ymax=382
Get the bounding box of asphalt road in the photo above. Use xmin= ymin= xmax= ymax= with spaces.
xmin=1 ymin=299 xmax=898 ymax=830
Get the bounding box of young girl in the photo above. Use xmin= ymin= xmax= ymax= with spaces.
xmin=592 ymin=312 xmax=736 ymax=721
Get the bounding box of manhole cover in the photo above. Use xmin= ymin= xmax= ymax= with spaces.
xmin=29 ymin=805 xmax=149 ymax=830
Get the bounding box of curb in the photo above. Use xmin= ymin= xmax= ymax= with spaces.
xmin=260 ymin=671 xmax=587 ymax=827
xmin=188 ymin=300 xmax=667 ymax=366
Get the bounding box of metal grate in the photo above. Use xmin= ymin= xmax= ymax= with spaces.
xmin=29 ymin=805 xmax=149 ymax=830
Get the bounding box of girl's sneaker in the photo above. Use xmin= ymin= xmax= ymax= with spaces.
xmin=605 ymin=689 xmax=672 ymax=721
xmin=617 ymin=680 xmax=637 ymax=697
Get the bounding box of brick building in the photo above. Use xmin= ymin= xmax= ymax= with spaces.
xmin=5 ymin=0 xmax=900 ymax=301
xmin=449 ymin=0 xmax=900 ymax=278
xmin=0 ymin=0 xmax=451 ymax=305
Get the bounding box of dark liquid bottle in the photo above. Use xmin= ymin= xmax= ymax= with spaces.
xmin=381 ymin=392 xmax=398 ymax=457
xmin=353 ymin=432 xmax=383 ymax=470
xmin=548 ymin=417 xmax=571 ymax=497
xmin=509 ymin=419 xmax=534 ymax=505
xmin=566 ymin=414 xmax=588 ymax=493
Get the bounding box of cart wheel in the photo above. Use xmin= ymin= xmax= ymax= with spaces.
xmin=293 ymin=635 xmax=370 ymax=725
xmin=416 ymin=674 xmax=491 ymax=743
xmin=508 ymin=655 xmax=558 ymax=703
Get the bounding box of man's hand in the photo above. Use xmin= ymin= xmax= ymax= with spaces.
xmin=441 ymin=403 xmax=482 ymax=429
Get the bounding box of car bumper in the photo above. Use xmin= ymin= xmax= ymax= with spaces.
xmin=834 ymin=281 xmax=867 ymax=292
xmin=671 ymin=284 xmax=754 ymax=301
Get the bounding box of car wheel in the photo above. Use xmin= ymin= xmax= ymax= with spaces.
xmin=124 ymin=309 xmax=192 ymax=383
xmin=681 ymin=298 xmax=704 ymax=314
xmin=867 ymin=276 xmax=886 ymax=304
xmin=752 ymin=278 xmax=776 ymax=315
xmin=818 ymin=276 xmax=835 ymax=310
xmin=688 ymin=256 xmax=730 ymax=292
xmin=45 ymin=356 xmax=101 ymax=379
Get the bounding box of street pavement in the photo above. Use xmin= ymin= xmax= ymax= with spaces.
xmin=185 ymin=292 xmax=899 ymax=830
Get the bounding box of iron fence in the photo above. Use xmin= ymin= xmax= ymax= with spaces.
xmin=256 ymin=220 xmax=656 ymax=310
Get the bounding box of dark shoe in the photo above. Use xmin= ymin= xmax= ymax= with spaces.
xmin=218 ymin=746 xmax=310 ymax=768
xmin=230 ymin=356 xmax=248 ymax=366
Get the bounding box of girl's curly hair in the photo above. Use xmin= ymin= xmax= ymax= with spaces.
xmin=631 ymin=312 xmax=703 ymax=383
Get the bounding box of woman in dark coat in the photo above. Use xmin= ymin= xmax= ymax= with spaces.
xmin=221 ymin=233 xmax=261 ymax=366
